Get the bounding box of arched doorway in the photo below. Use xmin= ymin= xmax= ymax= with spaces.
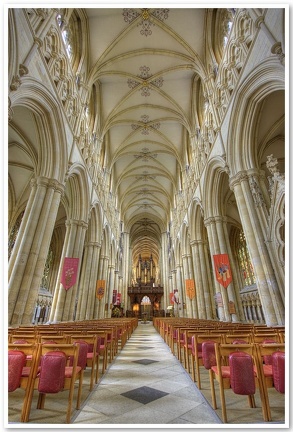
xmin=141 ymin=295 xmax=151 ymax=320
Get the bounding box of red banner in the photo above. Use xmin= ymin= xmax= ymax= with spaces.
xmin=96 ymin=280 xmax=105 ymax=300
xmin=60 ymin=257 xmax=79 ymax=290
xmin=169 ymin=292 xmax=174 ymax=305
xmin=185 ymin=279 xmax=195 ymax=299
xmin=213 ymin=254 xmax=232 ymax=288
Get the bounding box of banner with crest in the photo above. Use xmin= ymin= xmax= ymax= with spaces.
xmin=185 ymin=279 xmax=196 ymax=299
xmin=213 ymin=253 xmax=232 ymax=288
xmin=60 ymin=257 xmax=79 ymax=291
xmin=96 ymin=280 xmax=105 ymax=299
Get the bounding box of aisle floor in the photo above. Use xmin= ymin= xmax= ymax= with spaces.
xmin=72 ymin=320 xmax=221 ymax=425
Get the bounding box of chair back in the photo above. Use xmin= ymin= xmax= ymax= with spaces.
xmin=8 ymin=350 xmax=26 ymax=391
xmin=202 ymin=341 xmax=217 ymax=370
xmin=272 ymin=351 xmax=285 ymax=393
xmin=38 ymin=351 xmax=67 ymax=393
xmin=229 ymin=351 xmax=255 ymax=395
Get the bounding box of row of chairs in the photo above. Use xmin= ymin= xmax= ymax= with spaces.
xmin=8 ymin=317 xmax=138 ymax=423
xmin=154 ymin=317 xmax=285 ymax=423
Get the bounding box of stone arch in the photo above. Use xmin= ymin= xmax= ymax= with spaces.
xmin=202 ymin=156 xmax=228 ymax=219
xmin=87 ymin=202 xmax=104 ymax=244
xmin=227 ymin=59 xmax=285 ymax=175
xmin=64 ymin=163 xmax=91 ymax=222
xmin=9 ymin=79 xmax=68 ymax=182
xmin=8 ymin=9 xmax=18 ymax=84
xmin=188 ymin=198 xmax=204 ymax=241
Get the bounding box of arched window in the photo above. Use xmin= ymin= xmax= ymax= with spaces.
xmin=213 ymin=8 xmax=235 ymax=65
xmin=40 ymin=244 xmax=55 ymax=291
xmin=56 ymin=10 xmax=81 ymax=72
xmin=57 ymin=11 xmax=73 ymax=59
xmin=223 ymin=9 xmax=235 ymax=47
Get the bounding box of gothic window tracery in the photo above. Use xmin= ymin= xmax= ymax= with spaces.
xmin=56 ymin=10 xmax=81 ymax=73
xmin=236 ymin=230 xmax=256 ymax=287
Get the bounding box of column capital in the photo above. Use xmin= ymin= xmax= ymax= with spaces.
xmin=65 ymin=218 xmax=88 ymax=230
xmin=190 ymin=239 xmax=206 ymax=247
xmin=84 ymin=241 xmax=101 ymax=249
xmin=229 ymin=170 xmax=249 ymax=190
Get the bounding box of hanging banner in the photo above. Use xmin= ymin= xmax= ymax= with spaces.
xmin=112 ymin=289 xmax=117 ymax=305
xmin=185 ymin=279 xmax=195 ymax=299
xmin=96 ymin=280 xmax=105 ymax=300
xmin=213 ymin=254 xmax=232 ymax=288
xmin=60 ymin=257 xmax=79 ymax=291
xmin=169 ymin=292 xmax=174 ymax=305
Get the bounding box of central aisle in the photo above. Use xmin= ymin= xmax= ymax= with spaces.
xmin=73 ymin=321 xmax=221 ymax=425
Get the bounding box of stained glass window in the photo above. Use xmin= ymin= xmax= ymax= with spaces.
xmin=40 ymin=245 xmax=54 ymax=291
xmin=237 ymin=230 xmax=256 ymax=286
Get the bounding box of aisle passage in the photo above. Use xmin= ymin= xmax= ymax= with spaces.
xmin=73 ymin=321 xmax=221 ymax=425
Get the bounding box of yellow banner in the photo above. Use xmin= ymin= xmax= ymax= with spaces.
xmin=96 ymin=280 xmax=105 ymax=300
xmin=185 ymin=279 xmax=195 ymax=299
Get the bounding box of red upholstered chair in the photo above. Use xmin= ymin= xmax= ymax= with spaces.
xmin=88 ymin=330 xmax=108 ymax=374
xmin=191 ymin=334 xmax=223 ymax=388
xmin=24 ymin=343 xmax=84 ymax=423
xmin=255 ymin=343 xmax=285 ymax=421
xmin=70 ymin=335 xmax=99 ymax=390
xmin=8 ymin=343 xmax=39 ymax=422
xmin=208 ymin=343 xmax=268 ymax=423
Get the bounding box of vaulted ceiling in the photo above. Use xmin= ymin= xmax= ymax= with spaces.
xmin=85 ymin=8 xmax=206 ymax=265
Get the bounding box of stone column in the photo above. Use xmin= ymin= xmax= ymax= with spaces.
xmin=95 ymin=255 xmax=109 ymax=318
xmin=198 ymin=240 xmax=215 ymax=319
xmin=161 ymin=231 xmax=169 ymax=309
xmin=175 ymin=264 xmax=184 ymax=317
xmin=215 ymin=215 xmax=244 ymax=322
xmin=187 ymin=253 xmax=197 ymax=318
xmin=107 ymin=264 xmax=115 ymax=316
xmin=230 ymin=171 xmax=284 ymax=325
xmin=50 ymin=218 xmax=88 ymax=322
xmin=182 ymin=254 xmax=193 ymax=317
xmin=76 ymin=241 xmax=101 ymax=320
xmin=204 ymin=217 xmax=228 ymax=321
xmin=8 ymin=177 xmax=64 ymax=325
xmin=190 ymin=240 xmax=204 ymax=318
xmin=121 ymin=232 xmax=130 ymax=309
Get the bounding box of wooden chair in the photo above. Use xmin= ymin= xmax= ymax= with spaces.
xmin=39 ymin=335 xmax=70 ymax=344
xmin=207 ymin=343 xmax=268 ymax=423
xmin=255 ymin=343 xmax=285 ymax=421
xmin=252 ymin=333 xmax=280 ymax=344
xmin=87 ymin=330 xmax=108 ymax=374
xmin=70 ymin=335 xmax=100 ymax=391
xmin=224 ymin=333 xmax=252 ymax=344
xmin=8 ymin=343 xmax=40 ymax=422
xmin=24 ymin=343 xmax=84 ymax=423
xmin=191 ymin=334 xmax=223 ymax=389
xmin=10 ymin=334 xmax=39 ymax=344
